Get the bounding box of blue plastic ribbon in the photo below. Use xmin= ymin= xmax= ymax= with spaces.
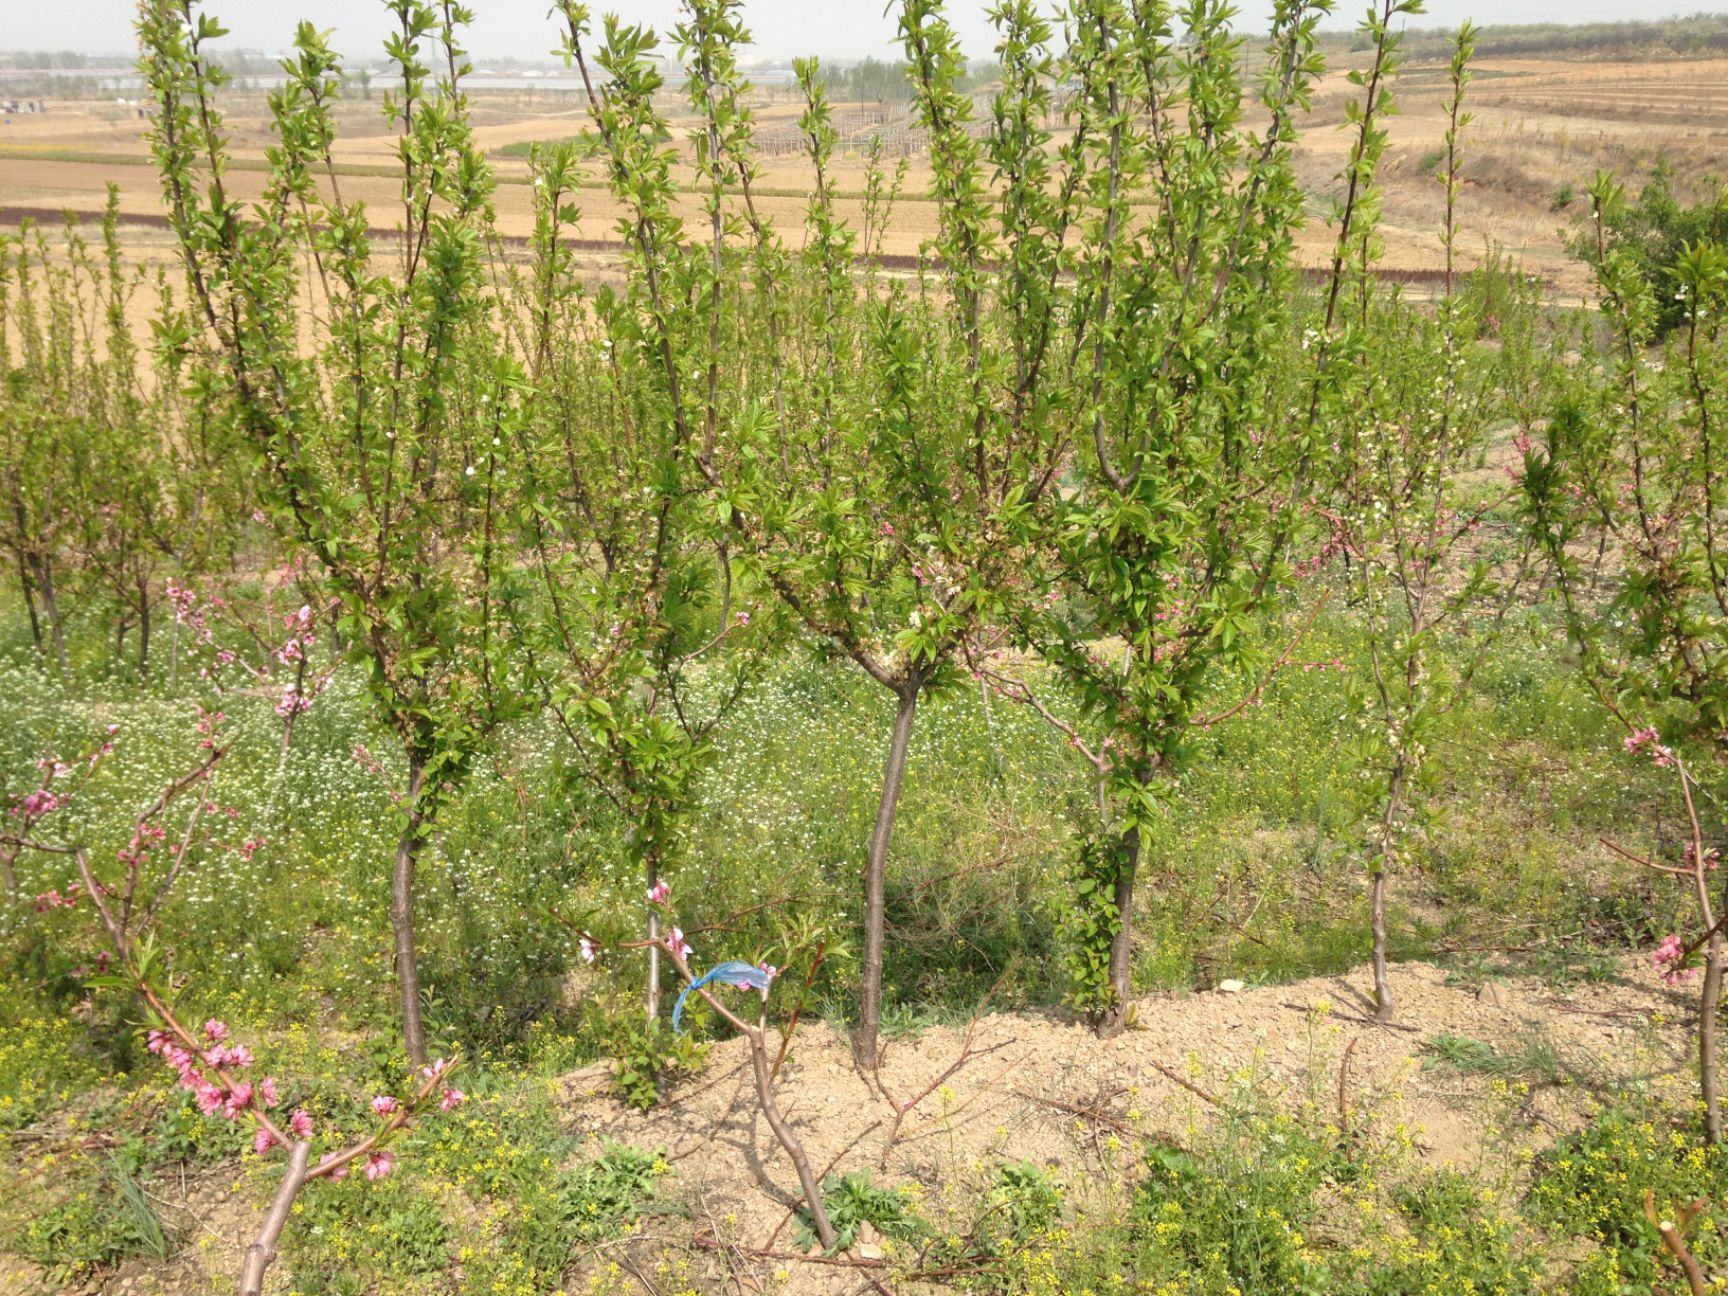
xmin=672 ymin=960 xmax=774 ymax=1033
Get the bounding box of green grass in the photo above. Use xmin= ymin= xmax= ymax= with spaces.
xmin=0 ymin=598 xmax=1701 ymax=1290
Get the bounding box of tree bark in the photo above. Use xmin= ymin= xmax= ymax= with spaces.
xmin=264 ymin=654 xmax=308 ymax=824
xmin=854 ymin=678 xmax=920 ymax=1071
xmin=1370 ymin=867 xmax=1393 ymax=1021
xmin=753 ymin=1003 xmax=837 ymax=1249
xmin=1702 ymin=928 xmax=1722 ymax=1145
xmin=32 ymin=554 xmax=69 ymax=678
xmin=393 ymin=758 xmax=429 ymax=1066
xmin=168 ymin=566 xmax=181 ymax=690
xmin=137 ymin=577 xmax=151 ymax=683
xmin=1685 ymin=779 xmax=1720 ymax=1146
xmin=646 ymin=858 xmax=662 ymax=1021
xmin=1372 ymin=760 xmax=1407 ymax=1022
xmin=16 ymin=550 xmax=43 ymax=659
xmin=237 ymin=1139 xmax=311 ymax=1296
xmin=1096 ymin=823 xmax=1140 ymax=1039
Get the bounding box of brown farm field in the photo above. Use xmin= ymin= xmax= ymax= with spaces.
xmin=3 ymin=46 xmax=1727 ymax=303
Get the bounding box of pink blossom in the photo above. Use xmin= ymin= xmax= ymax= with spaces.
xmin=420 ymin=1057 xmax=449 ymax=1082
xmin=439 ymin=1088 xmax=465 ymax=1112
xmin=274 ymin=686 xmax=312 ymax=718
xmin=371 ymin=1095 xmax=400 ymax=1116
xmin=579 ymin=937 xmax=599 ymax=964
xmin=363 ymin=1151 xmax=394 ymax=1181
xmin=289 ymin=1109 xmax=315 ymax=1139
xmin=646 ymin=880 xmax=670 ymax=905
xmin=259 ymin=1076 xmax=281 ymax=1108
xmin=1652 ymin=933 xmax=1699 ymax=986
xmin=1685 ymin=842 xmax=1722 ymax=873
xmin=255 ymin=1126 xmax=281 ymax=1155
xmin=32 ymin=888 xmax=79 ymax=912
xmin=223 ymin=1081 xmax=254 ymax=1119
xmin=1624 ymin=726 xmax=1677 ymax=768
xmin=210 ymin=1043 xmax=253 ymax=1069
xmin=194 ymin=1083 xmax=224 ymax=1116
xmin=879 ymin=522 xmax=895 ymax=537
xmin=666 ymin=927 xmax=692 ymax=960
xmin=13 ymin=789 xmax=62 ymax=818
xmin=202 ymin=1019 xmax=229 ymax=1043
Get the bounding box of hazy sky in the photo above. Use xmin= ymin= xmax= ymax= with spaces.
xmin=7 ymin=0 xmax=1728 ymax=63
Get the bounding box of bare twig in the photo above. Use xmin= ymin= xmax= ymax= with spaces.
xmin=1144 ymin=1057 xmax=1223 ymax=1107
xmin=1014 ymin=1089 xmax=1133 ymax=1134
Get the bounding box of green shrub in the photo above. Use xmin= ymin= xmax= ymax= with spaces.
xmin=283 ymin=1173 xmax=452 ymax=1296
xmin=1531 ymin=1107 xmax=1728 ymax=1287
xmin=1131 ymin=1115 xmax=1338 ymax=1295
xmin=799 ymin=1169 xmax=928 ymax=1254
xmin=1575 ymin=157 xmax=1728 ymax=334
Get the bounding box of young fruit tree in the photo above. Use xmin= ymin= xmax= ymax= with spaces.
xmin=2 ymin=721 xmax=466 ymax=1296
xmin=1328 ymin=25 xmax=1545 ymax=1021
xmin=569 ymin=0 xmax=1071 ymax=1069
xmin=982 ymin=0 xmax=1411 ymax=1037
xmin=1522 ymin=172 xmax=1728 ymax=1142
xmin=0 ymin=197 xmax=229 ymax=683
xmin=136 ymin=0 xmax=527 ymax=1064
xmin=529 ymin=0 xmax=777 ymax=1023
xmin=574 ymin=882 xmax=839 ymax=1249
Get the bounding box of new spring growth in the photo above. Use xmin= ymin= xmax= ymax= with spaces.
xmin=141 ymin=1001 xmax=463 ymax=1182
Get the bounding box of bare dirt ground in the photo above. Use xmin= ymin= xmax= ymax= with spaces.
xmin=12 ymin=954 xmax=1697 ymax=1295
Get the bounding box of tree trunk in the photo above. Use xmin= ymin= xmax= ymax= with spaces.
xmin=393 ymin=758 xmax=429 ymax=1066
xmin=1096 ymin=823 xmax=1141 ymax=1039
xmin=1370 ymin=867 xmax=1393 ymax=1020
xmin=32 ymin=554 xmax=70 ymax=678
xmin=16 ymin=550 xmax=43 ymax=659
xmin=646 ymin=858 xmax=662 ymax=1021
xmin=1702 ymin=926 xmax=1723 ymax=1146
xmin=1372 ymin=760 xmax=1407 ymax=1022
xmin=855 ymin=679 xmax=920 ymax=1071
xmin=136 ymin=577 xmax=151 ymax=683
xmin=168 ymin=565 xmax=182 ymax=690
xmin=264 ymin=654 xmax=309 ymax=824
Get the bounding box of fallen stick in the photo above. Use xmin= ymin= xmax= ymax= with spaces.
xmin=1144 ymin=1057 xmax=1222 ymax=1107
xmin=1337 ymin=1035 xmax=1361 ymax=1156
xmin=1014 ymin=1090 xmax=1133 ymax=1134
